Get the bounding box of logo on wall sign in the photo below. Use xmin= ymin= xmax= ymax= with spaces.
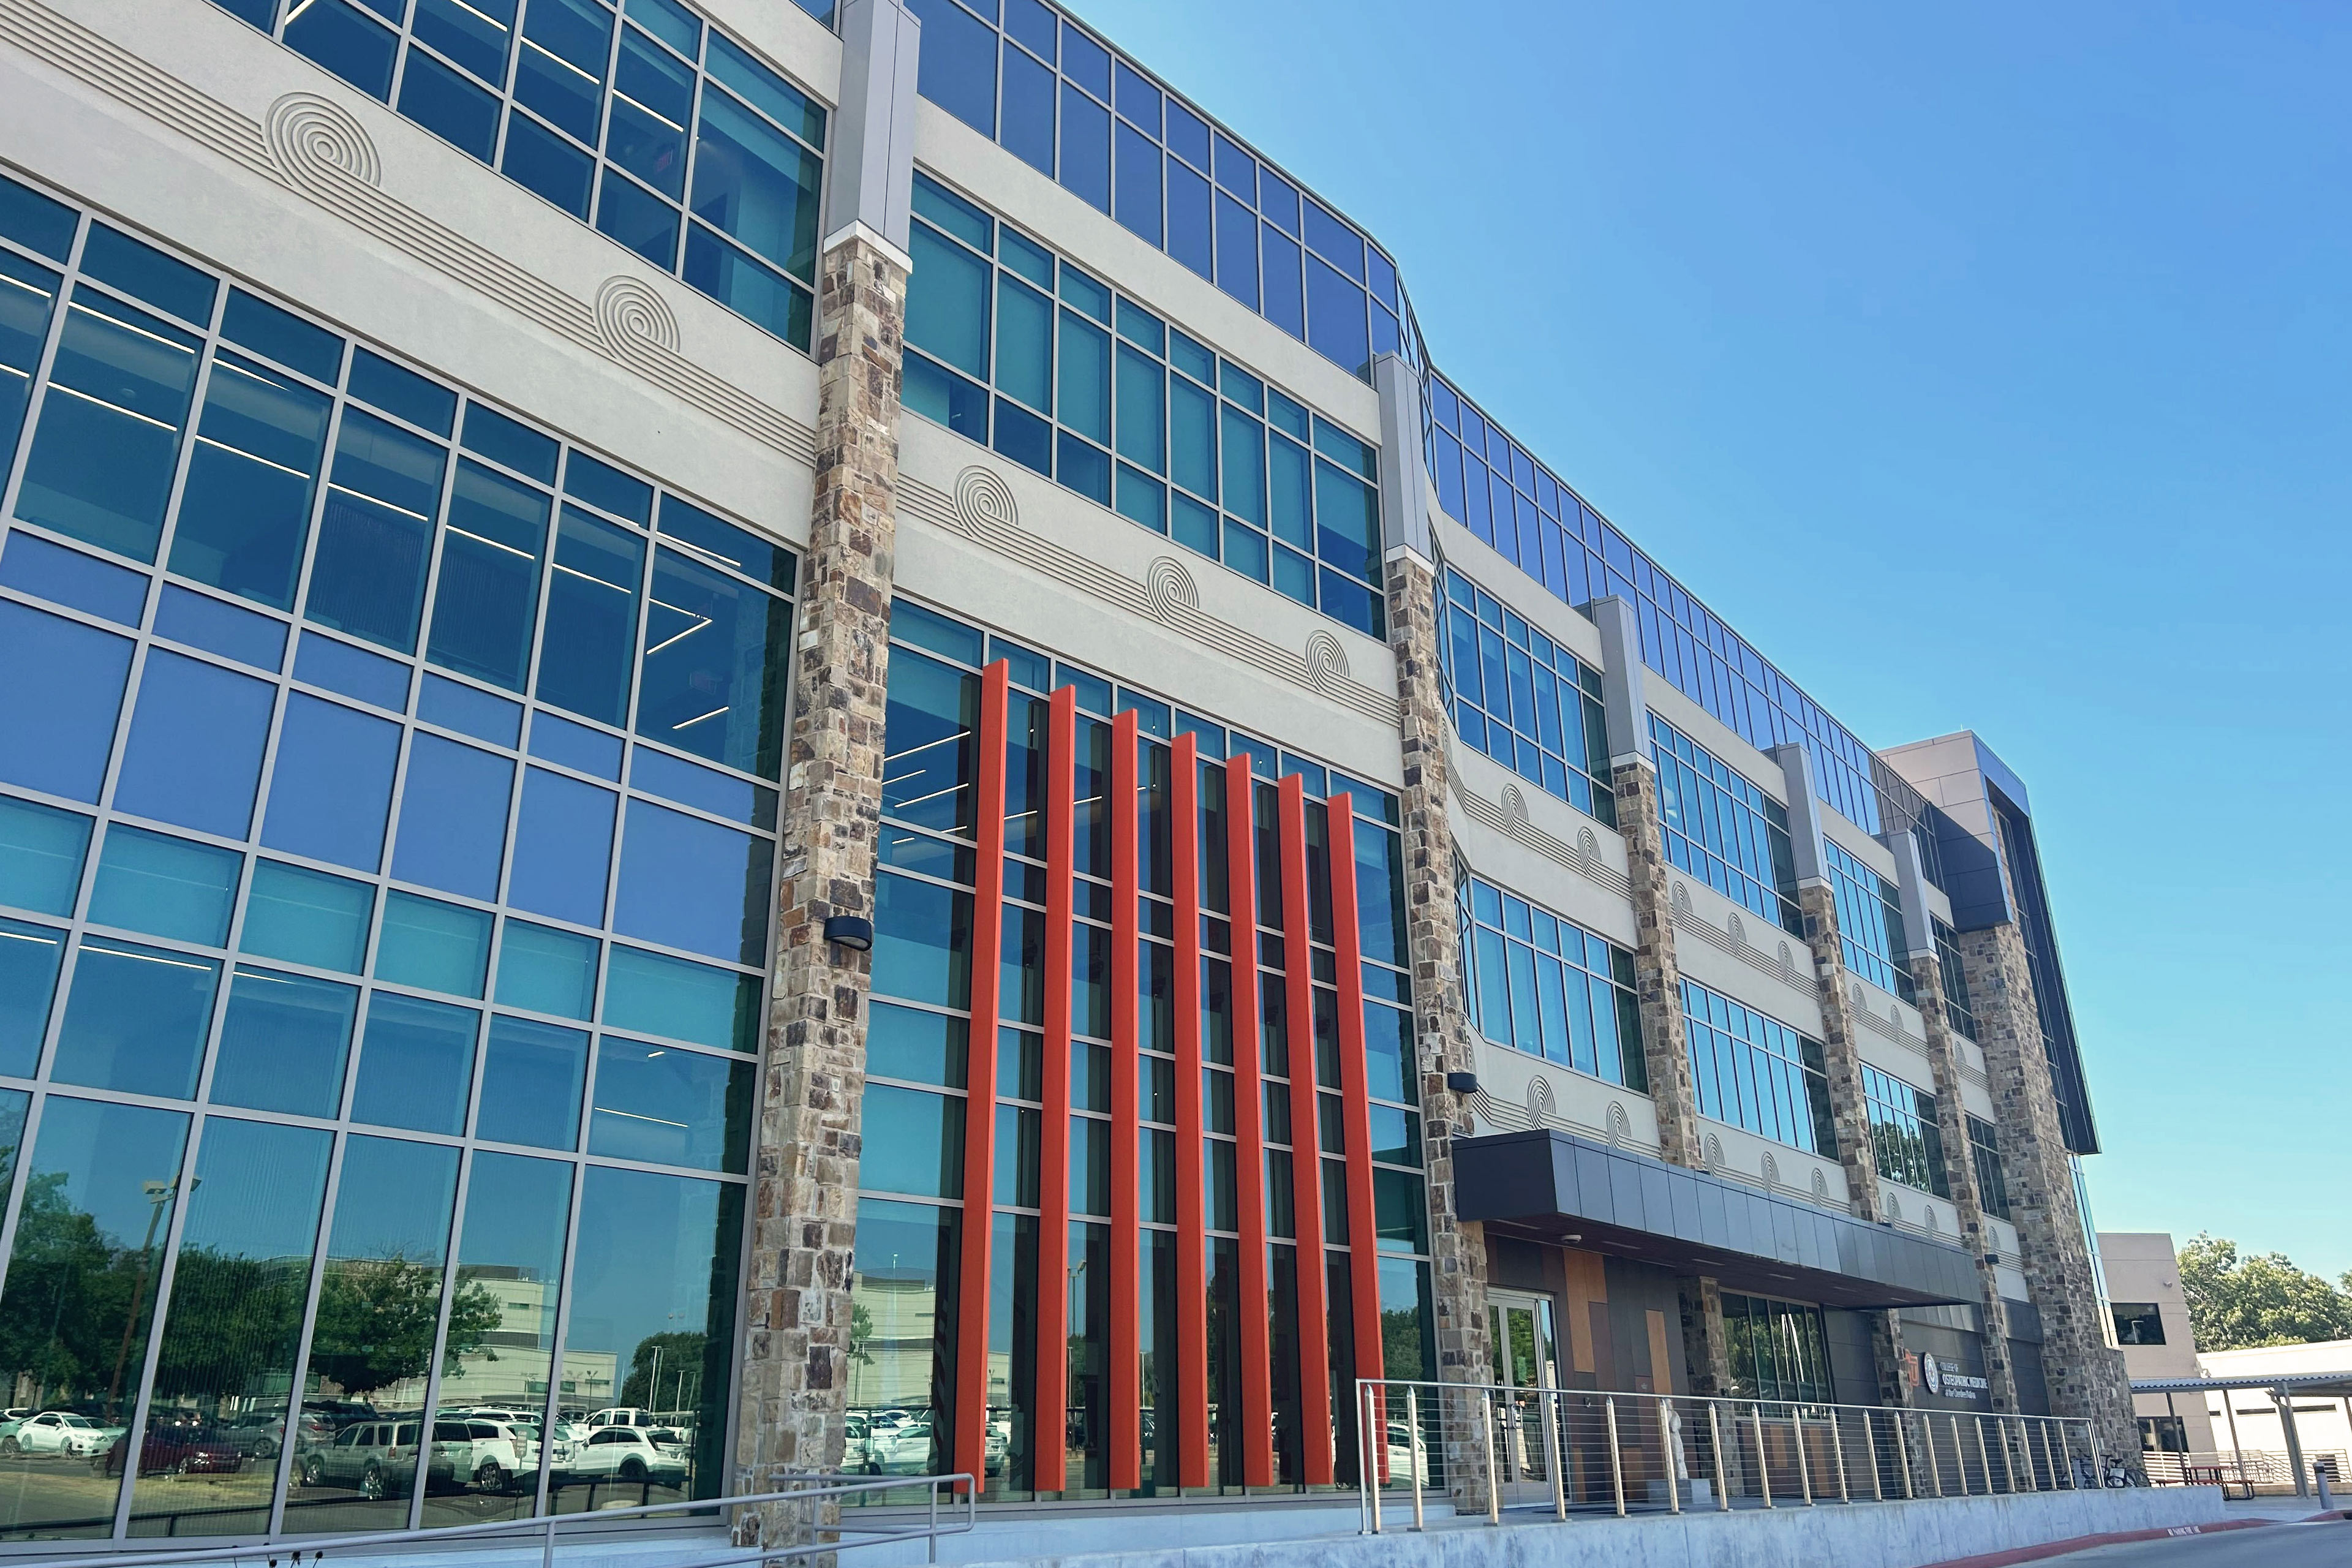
xmin=1922 ymin=1353 xmax=1945 ymax=1397
xmin=1918 ymin=1351 xmax=1989 ymax=1401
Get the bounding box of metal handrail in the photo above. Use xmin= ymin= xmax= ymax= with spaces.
xmin=36 ymin=1471 xmax=977 ymax=1568
xmin=1356 ymin=1376 xmax=2103 ymax=1531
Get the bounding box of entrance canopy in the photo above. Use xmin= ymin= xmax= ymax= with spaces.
xmin=2132 ymin=1372 xmax=2352 ymax=1397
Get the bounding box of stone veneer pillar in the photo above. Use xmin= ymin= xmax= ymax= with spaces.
xmin=1954 ymin=921 xmax=2141 ymax=1473
xmin=736 ymin=227 xmax=910 ymax=1501
xmin=1373 ymin=353 xmax=1491 ymax=1507
xmin=1889 ymin=834 xmax=2020 ymax=1415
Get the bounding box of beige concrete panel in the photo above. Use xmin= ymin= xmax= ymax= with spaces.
xmin=1697 ymin=1117 xmax=1850 ymax=1211
xmin=1660 ymin=873 xmax=1827 ymax=1035
xmin=1447 ymin=744 xmax=1637 ymax=947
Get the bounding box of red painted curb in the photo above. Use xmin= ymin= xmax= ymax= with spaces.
xmin=1916 ymin=1516 xmax=2278 ymax=1568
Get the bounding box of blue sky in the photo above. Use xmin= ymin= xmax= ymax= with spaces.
xmin=1072 ymin=0 xmax=2352 ymax=1280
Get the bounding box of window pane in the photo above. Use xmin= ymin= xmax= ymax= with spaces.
xmin=15 ymin=291 xmax=201 ymax=562
xmin=374 ymin=891 xmax=492 ymax=998
xmin=908 ymin=0 xmax=995 ymax=136
xmin=1060 ymin=83 xmax=1109 ymax=213
xmin=601 ymin=944 xmax=757 ymax=1053
xmin=306 ymin=409 xmax=446 ymax=655
xmin=1114 ymin=121 xmax=1160 ymax=246
xmin=0 ymin=253 xmax=62 ymax=466
xmin=129 ymin=1117 xmax=331 ymax=1538
xmin=1001 ymin=42 xmax=1054 ymax=176
xmin=51 ymin=937 xmax=219 ymax=1099
xmin=881 ymin=649 xmax=976 ymax=835
xmin=399 ymin=46 xmax=502 ymax=160
xmin=535 ymin=506 xmax=643 ymax=728
xmin=552 ymin=1167 xmax=741 ymax=1507
xmin=690 ymin=85 xmax=823 ymax=283
xmin=859 ymin=1082 xmax=963 ymax=1200
xmin=263 ymin=694 xmax=402 ymax=873
xmin=589 ymin=1038 xmax=750 ymax=1172
xmin=507 ymin=764 xmax=617 ymax=927
xmin=872 ymin=869 xmax=971 ymax=1011
xmin=209 ymin=966 xmax=358 ymax=1117
xmin=293 ymin=1133 xmax=459 ymax=1531
xmin=113 ymin=649 xmax=275 ymax=839
xmin=1057 ymin=311 xmax=1110 ymax=443
xmin=501 ymin=110 xmax=595 ymax=219
xmin=1114 ymin=344 xmax=1163 ymax=473
xmin=845 ymin=1197 xmax=956 ymax=1475
xmin=594 ymin=168 xmax=680 ymax=270
xmin=240 ymin=859 xmax=374 ymax=974
xmin=424 ymin=1149 xmax=567 ymax=1516
xmin=908 ymin=224 xmax=991 ymax=380
xmin=476 ymin=1014 xmax=587 ymax=1150
xmin=494 ymin=918 xmax=598 ymax=1019
xmin=284 ymin=0 xmax=398 ymax=98
xmin=636 ymin=547 xmax=789 ymax=777
xmin=426 ymin=459 xmax=548 ymax=691
xmin=0 ymin=918 xmax=64 ymax=1076
xmin=88 ymin=824 xmax=241 ymax=946
xmin=513 ymin=0 xmax=611 ymax=143
xmin=0 ymin=794 xmax=92 ymax=916
xmin=995 ymin=274 xmax=1052 ymax=415
xmin=168 ymin=355 xmax=331 ymax=609
xmin=612 ymin=799 xmax=771 ymax=965
xmin=606 ymin=26 xmax=693 ymax=200
xmin=350 ymin=992 xmax=479 ymax=1134
xmin=391 ymin=734 xmax=514 ymax=903
xmin=0 ymin=1095 xmax=186 ymax=1536
xmin=0 ymin=601 xmax=134 ymax=804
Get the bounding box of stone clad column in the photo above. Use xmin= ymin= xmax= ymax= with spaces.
xmin=1771 ymin=744 xmax=1912 ymax=1412
xmin=736 ymin=0 xmax=918 ymax=1506
xmin=1891 ymin=833 xmax=2020 ymax=1414
xmin=1374 ymin=353 xmax=1491 ymax=1506
xmin=1955 ymin=919 xmax=2140 ymax=1473
xmin=1588 ymin=597 xmax=1702 ymax=1170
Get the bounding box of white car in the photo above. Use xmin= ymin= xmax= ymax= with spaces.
xmin=433 ymin=1418 xmax=541 ymax=1493
xmin=562 ymin=1426 xmax=687 ymax=1485
xmin=1385 ymin=1422 xmax=1430 ymax=1485
xmin=1 ymin=1412 xmax=114 ymax=1458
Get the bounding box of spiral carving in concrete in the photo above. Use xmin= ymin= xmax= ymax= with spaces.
xmin=1811 ymin=1167 xmax=1830 ymax=1199
xmin=1607 ymin=1101 xmax=1630 ymax=1148
xmin=1672 ymin=880 xmax=1692 ymax=915
xmin=1500 ymin=783 xmax=1529 ymax=833
xmin=1302 ymin=629 xmax=1352 ymax=697
xmin=1704 ymin=1133 xmax=1724 ymax=1172
xmin=595 ymin=276 xmax=679 ymax=357
xmin=1526 ymin=1076 xmax=1555 ymax=1126
xmin=1144 ymin=555 xmax=1199 ymax=624
xmin=952 ymin=464 xmax=1018 ymax=540
xmin=1762 ymin=1152 xmax=1781 ymax=1188
xmin=1577 ymin=827 xmax=1600 ymax=864
xmin=266 ymin=94 xmax=380 ymax=190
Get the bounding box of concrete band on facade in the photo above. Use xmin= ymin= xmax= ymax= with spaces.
xmin=0 ymin=0 xmax=2139 ymax=1547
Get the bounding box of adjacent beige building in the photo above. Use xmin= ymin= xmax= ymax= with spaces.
xmin=2097 ymin=1232 xmax=2216 ymax=1456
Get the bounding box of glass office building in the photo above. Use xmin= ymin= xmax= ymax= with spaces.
xmin=0 ymin=0 xmax=2130 ymax=1544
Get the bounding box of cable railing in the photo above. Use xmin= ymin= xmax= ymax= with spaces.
xmin=1352 ymin=1379 xmax=2108 ymax=1531
xmin=28 ymin=1470 xmax=976 ymax=1568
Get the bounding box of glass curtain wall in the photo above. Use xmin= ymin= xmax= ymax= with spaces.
xmin=1823 ymin=840 xmax=1914 ymax=1003
xmin=1679 ymin=979 xmax=1834 ymax=1160
xmin=896 ymin=0 xmax=1403 ymax=379
xmin=902 ymin=174 xmax=1385 ymax=637
xmin=1648 ymin=715 xmax=1799 ymax=935
xmin=1436 ymin=568 xmax=1612 ymax=826
xmin=1967 ymin=1115 xmax=2010 ymax=1221
xmin=1720 ymin=1293 xmax=1833 ymax=1405
xmin=1860 ymin=1065 xmax=1948 ymax=1199
xmin=1457 ymin=873 xmax=1644 ymax=1094
xmin=0 ymin=176 xmax=779 ymax=1540
xmin=204 ymin=0 xmax=828 ymax=349
xmin=867 ymin=597 xmax=1421 ymax=1500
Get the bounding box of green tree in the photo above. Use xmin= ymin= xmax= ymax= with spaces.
xmin=306 ymin=1254 xmax=502 ymax=1400
xmin=619 ymin=1332 xmax=708 ymax=1411
xmin=2177 ymin=1234 xmax=2352 ymax=1351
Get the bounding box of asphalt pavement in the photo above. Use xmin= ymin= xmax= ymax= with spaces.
xmin=2047 ymin=1519 xmax=2352 ymax=1567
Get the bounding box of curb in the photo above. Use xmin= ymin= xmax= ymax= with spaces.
xmin=1915 ymin=1517 xmax=2278 ymax=1568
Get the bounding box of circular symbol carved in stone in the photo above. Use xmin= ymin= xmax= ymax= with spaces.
xmin=1762 ymin=1152 xmax=1781 ymax=1188
xmin=1144 ymin=556 xmax=1199 ymax=624
xmin=1500 ymin=783 xmax=1529 ymax=833
xmin=1578 ymin=827 xmax=1600 ymax=864
xmin=953 ymin=464 xmax=1019 ymax=538
xmin=1811 ymin=1167 xmax=1830 ymax=1200
xmin=1607 ymin=1101 xmax=1630 ymax=1148
xmin=1704 ymin=1133 xmax=1724 ymax=1172
xmin=1303 ymin=630 xmax=1352 ymax=696
xmin=594 ymin=276 xmax=680 ymax=357
xmin=266 ymin=93 xmax=381 ymax=189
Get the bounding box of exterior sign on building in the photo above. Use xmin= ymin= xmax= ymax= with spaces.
xmin=1917 ymin=1351 xmax=1990 ymax=1403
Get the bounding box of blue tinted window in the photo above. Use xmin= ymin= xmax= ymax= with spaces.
xmin=261 ymin=693 xmax=399 ymax=872
xmin=240 ymin=858 xmax=374 ymax=973
xmin=295 ymin=630 xmax=412 ymax=711
xmin=220 ymin=288 xmax=343 ymax=383
xmin=507 ymin=766 xmax=616 ymax=925
xmin=564 ymin=451 xmax=653 ymax=524
xmin=0 ymin=795 xmax=91 ymax=916
xmin=375 ymin=889 xmax=493 ymax=998
xmin=0 ymin=916 xmax=66 ymax=1076
xmin=51 ymin=935 xmax=221 ymax=1098
xmin=1114 ymin=122 xmax=1161 ymax=246
xmin=168 ymin=353 xmax=331 ymax=610
xmin=1305 ymin=255 xmax=1369 ymax=377
xmin=306 ymin=409 xmax=445 ymax=654
xmin=154 ymin=586 xmax=287 ymax=671
xmin=613 ymin=798 xmax=771 ymax=965
xmin=1060 ymin=20 xmax=1109 ymax=97
xmin=589 ymin=1038 xmax=748 ymax=1171
xmin=704 ymin=34 xmax=823 ymax=148
xmin=1001 ymin=43 xmax=1055 ymax=176
xmin=1060 ymin=83 xmax=1110 ymax=212
xmin=284 ymin=0 xmax=399 ymax=99
xmin=495 ymin=919 xmax=598 ymax=1019
xmin=113 ymin=650 xmax=275 ymax=839
xmin=461 ymin=402 xmax=559 ymax=482
xmin=692 ymin=84 xmax=824 ymax=285
xmin=603 ymin=943 xmax=756 ymax=1052
xmin=347 ymin=346 xmax=457 ymax=435
xmin=528 ymin=710 xmax=624 ymax=779
xmin=88 ymin=824 xmax=241 ymax=946
xmin=80 ymin=224 xmax=218 ymax=325
xmin=350 ymin=990 xmax=477 ymax=1133
xmin=392 ymin=734 xmax=514 ymax=901
xmin=1302 ymin=200 xmax=1365 ymax=281
xmin=15 ymin=290 xmax=201 ymax=562
xmin=0 ymin=254 xmax=61 ymax=465
xmin=477 ymin=1014 xmax=587 ymax=1149
xmin=208 ymin=966 xmax=358 ymax=1117
xmin=1261 ymin=225 xmax=1304 ymax=339
xmin=418 ymin=672 xmax=522 ymax=747
xmin=0 ymin=171 xmax=77 ymax=260
xmin=535 ymin=507 xmax=642 ymax=726
xmin=908 ymin=0 xmax=995 ymax=137
xmin=636 ymin=547 xmax=789 ymax=776
xmin=630 ymin=747 xmax=775 ymax=827
xmin=426 ymin=459 xmax=548 ymax=690
xmin=0 ymin=532 xmax=148 ymax=625
xmin=658 ymin=495 xmax=792 ymax=592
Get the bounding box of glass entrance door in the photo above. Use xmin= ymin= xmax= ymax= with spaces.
xmin=1487 ymin=1292 xmax=1561 ymax=1506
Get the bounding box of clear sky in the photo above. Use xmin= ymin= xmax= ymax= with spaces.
xmin=1071 ymin=0 xmax=2351 ymax=1280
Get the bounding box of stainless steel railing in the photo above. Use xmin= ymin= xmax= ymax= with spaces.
xmin=35 ymin=1469 xmax=977 ymax=1568
xmin=1353 ymin=1378 xmax=2105 ymax=1530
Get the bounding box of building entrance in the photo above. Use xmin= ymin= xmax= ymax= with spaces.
xmin=1488 ymin=1292 xmax=1562 ymax=1506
